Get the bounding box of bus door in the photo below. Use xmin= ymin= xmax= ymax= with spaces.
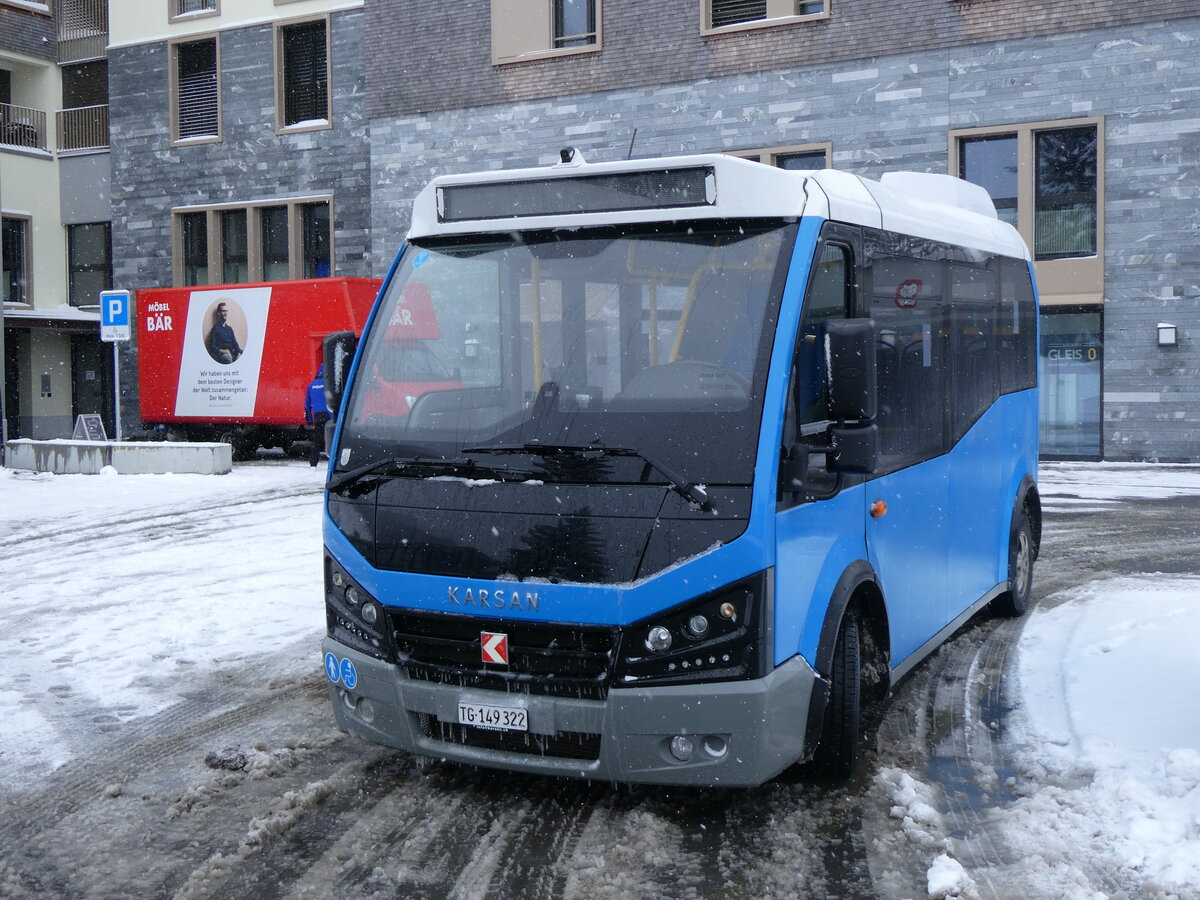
xmin=863 ymin=244 xmax=951 ymax=666
xmin=774 ymin=230 xmax=865 ymax=667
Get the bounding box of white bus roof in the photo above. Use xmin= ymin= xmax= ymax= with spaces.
xmin=407 ymin=151 xmax=1030 ymax=261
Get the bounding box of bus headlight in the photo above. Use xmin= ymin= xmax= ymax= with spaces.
xmin=325 ymin=553 xmax=393 ymax=661
xmin=645 ymin=626 xmax=673 ymax=652
xmin=613 ymin=572 xmax=768 ymax=688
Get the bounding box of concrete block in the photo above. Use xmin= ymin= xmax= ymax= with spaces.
xmin=4 ymin=441 xmax=233 ymax=475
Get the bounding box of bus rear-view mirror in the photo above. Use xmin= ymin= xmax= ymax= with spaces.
xmin=826 ymin=318 xmax=878 ymax=423
xmin=323 ymin=330 xmax=358 ymax=415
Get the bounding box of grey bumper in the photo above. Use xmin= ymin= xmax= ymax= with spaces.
xmin=322 ymin=637 xmax=819 ymax=787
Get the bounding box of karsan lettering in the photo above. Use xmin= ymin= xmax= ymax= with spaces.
xmin=447 ymin=585 xmax=540 ymax=612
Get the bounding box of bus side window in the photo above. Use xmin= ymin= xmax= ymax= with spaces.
xmin=796 ymin=243 xmax=852 ymax=428
xmin=780 ymin=242 xmax=851 ymax=504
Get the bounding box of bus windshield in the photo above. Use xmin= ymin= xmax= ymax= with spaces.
xmin=339 ymin=220 xmax=796 ymax=488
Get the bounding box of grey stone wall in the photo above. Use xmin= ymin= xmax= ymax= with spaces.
xmin=369 ymin=16 xmax=1200 ymax=462
xmin=108 ymin=8 xmax=371 ymax=433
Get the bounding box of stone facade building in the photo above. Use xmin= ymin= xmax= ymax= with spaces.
xmin=363 ymin=0 xmax=1200 ymax=461
xmin=98 ymin=0 xmax=1200 ymax=460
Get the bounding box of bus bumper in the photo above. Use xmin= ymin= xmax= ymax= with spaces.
xmin=322 ymin=637 xmax=819 ymax=787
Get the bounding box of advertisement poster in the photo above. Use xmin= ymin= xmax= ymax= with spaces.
xmin=174 ymin=287 xmax=272 ymax=417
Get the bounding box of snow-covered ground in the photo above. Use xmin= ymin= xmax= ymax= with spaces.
xmin=0 ymin=461 xmax=326 ymax=781
xmin=2 ymin=459 xmax=1199 ymax=898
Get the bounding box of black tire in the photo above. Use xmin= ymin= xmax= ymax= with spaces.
xmin=993 ymin=512 xmax=1035 ymax=618
xmin=812 ymin=609 xmax=862 ymax=779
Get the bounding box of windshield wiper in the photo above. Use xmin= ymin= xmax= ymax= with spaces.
xmin=326 ymin=455 xmax=527 ymax=493
xmin=463 ymin=442 xmax=712 ymax=511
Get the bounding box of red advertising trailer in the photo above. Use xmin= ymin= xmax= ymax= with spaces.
xmin=137 ymin=278 xmax=380 ymax=458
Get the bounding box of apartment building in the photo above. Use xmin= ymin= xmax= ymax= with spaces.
xmin=363 ymin=0 xmax=1200 ymax=462
xmin=2 ymin=0 xmax=112 ymax=442
xmin=104 ymin=0 xmax=370 ymax=435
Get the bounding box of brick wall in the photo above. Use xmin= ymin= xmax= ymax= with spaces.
xmin=367 ymin=0 xmax=1200 ymax=118
xmin=0 ymin=6 xmax=55 ymax=60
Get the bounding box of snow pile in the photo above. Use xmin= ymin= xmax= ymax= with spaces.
xmin=1003 ymin=576 xmax=1200 ymax=895
xmin=873 ymin=767 xmax=980 ymax=899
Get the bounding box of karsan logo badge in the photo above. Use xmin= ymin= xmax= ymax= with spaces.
xmin=481 ymin=632 xmax=509 ymax=665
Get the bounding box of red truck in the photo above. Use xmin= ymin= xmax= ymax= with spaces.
xmin=137 ymin=278 xmax=380 ymax=458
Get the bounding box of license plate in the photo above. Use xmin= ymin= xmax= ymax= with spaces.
xmin=457 ymin=702 xmax=528 ymax=732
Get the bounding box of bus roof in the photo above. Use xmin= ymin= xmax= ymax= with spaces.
xmin=407 ymin=150 xmax=1030 ymax=260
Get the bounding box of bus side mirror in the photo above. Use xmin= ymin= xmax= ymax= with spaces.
xmin=831 ymin=424 xmax=878 ymax=475
xmin=826 ymin=318 xmax=877 ymax=423
xmin=323 ymin=330 xmax=358 ymax=415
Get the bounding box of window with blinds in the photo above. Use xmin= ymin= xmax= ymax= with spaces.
xmin=707 ymin=0 xmax=826 ymax=30
xmin=281 ymin=20 xmax=329 ymax=128
xmin=175 ymin=39 xmax=218 ymax=140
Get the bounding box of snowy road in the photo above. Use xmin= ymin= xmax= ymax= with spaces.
xmin=2 ymin=460 xmax=1199 ymax=899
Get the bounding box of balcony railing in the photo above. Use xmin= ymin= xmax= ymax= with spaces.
xmin=57 ymin=104 xmax=109 ymax=152
xmin=58 ymin=0 xmax=109 ymax=64
xmin=0 ymin=103 xmax=48 ymax=152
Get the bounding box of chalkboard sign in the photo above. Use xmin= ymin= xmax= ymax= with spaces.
xmin=72 ymin=414 xmax=109 ymax=442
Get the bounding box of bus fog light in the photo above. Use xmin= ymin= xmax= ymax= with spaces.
xmin=685 ymin=614 xmax=709 ymax=638
xmin=332 ymin=570 xmax=345 ymax=588
xmin=358 ymin=698 xmax=377 ymax=724
xmin=345 ymin=587 xmax=361 ymax=607
xmin=361 ymin=601 xmax=379 ymax=626
xmin=669 ymin=735 xmax=694 ymax=761
xmin=645 ymin=626 xmax=673 ymax=652
xmin=340 ymin=689 xmax=356 ymax=711
xmin=703 ymin=735 xmax=728 ymax=759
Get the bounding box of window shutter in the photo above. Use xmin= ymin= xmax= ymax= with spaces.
xmin=283 ymin=22 xmax=329 ymax=126
xmin=177 ymin=41 xmax=218 ymax=139
xmin=710 ymin=0 xmax=767 ymax=27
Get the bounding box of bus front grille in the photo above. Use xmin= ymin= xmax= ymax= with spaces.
xmin=418 ymin=714 xmax=602 ymax=761
xmin=390 ymin=610 xmax=618 ymax=701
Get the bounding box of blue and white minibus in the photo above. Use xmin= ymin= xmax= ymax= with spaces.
xmin=320 ymin=149 xmax=1040 ymax=786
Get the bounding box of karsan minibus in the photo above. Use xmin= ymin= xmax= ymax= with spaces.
xmin=319 ymin=149 xmax=1041 ymax=786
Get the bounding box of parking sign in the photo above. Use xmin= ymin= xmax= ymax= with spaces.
xmin=100 ymin=290 xmax=132 ymax=342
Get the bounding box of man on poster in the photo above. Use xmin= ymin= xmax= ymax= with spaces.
xmin=206 ymin=302 xmax=243 ymax=364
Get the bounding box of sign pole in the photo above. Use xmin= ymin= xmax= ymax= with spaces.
xmin=99 ymin=290 xmax=132 ymax=442
xmin=112 ymin=339 xmax=122 ymax=441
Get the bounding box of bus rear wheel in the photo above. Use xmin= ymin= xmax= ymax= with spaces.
xmin=811 ymin=609 xmax=862 ymax=779
xmin=993 ymin=511 xmax=1034 ymax=618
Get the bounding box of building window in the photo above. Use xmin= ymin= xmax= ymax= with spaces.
xmin=220 ymin=209 xmax=248 ymax=284
xmin=180 ymin=212 xmax=209 ymax=286
xmin=174 ymin=198 xmax=335 ymax=285
xmin=1034 ymin=127 xmax=1098 ymax=261
xmin=1039 ymin=306 xmax=1102 ymax=459
xmin=959 ymin=135 xmax=1017 ymax=228
xmin=731 ymin=143 xmax=831 ymax=169
xmin=2 ymin=215 xmax=30 ymax=304
xmin=952 ymin=117 xmax=1103 ymax=305
xmin=302 ymin=201 xmax=331 ymax=278
xmin=278 ymin=18 xmax=329 ymax=129
xmin=172 ymin=38 xmax=219 ymax=142
xmin=705 ymin=0 xmax=827 ymax=32
xmin=492 ymin=0 xmax=602 ymax=64
xmin=67 ymin=222 xmax=113 ymax=307
xmin=260 ymin=206 xmax=290 ymax=280
xmin=170 ymin=0 xmax=218 ymax=21
xmin=553 ymin=0 xmax=597 ymax=48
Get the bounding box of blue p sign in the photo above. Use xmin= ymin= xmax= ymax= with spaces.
xmin=100 ymin=290 xmax=132 ymax=342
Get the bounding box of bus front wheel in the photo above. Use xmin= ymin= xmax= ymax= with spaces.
xmin=811 ymin=608 xmax=862 ymax=779
xmin=993 ymin=511 xmax=1035 ymax=618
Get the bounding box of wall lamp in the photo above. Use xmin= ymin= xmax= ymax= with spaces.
xmin=1157 ymin=323 xmax=1178 ymax=347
